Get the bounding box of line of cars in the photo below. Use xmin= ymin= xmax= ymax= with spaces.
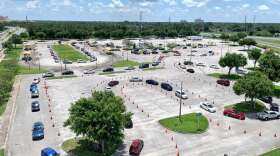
xmin=71 ymin=42 xmax=97 ymax=62
xmin=29 ymin=79 xmax=60 ymax=156
xmin=48 ymin=45 xmax=60 ymax=63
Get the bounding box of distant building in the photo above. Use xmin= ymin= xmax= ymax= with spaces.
xmin=0 ymin=16 xmax=8 ymax=22
xmin=194 ymin=18 xmax=204 ymax=23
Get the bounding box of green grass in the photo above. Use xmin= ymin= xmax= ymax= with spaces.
xmin=62 ymin=138 xmax=119 ymax=156
xmin=225 ymin=101 xmax=265 ymax=113
xmin=0 ymin=149 xmax=4 ymax=156
xmin=18 ymin=66 xmax=48 ymax=75
xmin=260 ymin=148 xmax=280 ymax=156
xmin=52 ymin=44 xmax=89 ymax=62
xmin=274 ymin=85 xmax=280 ymax=98
xmin=112 ymin=60 xmax=139 ymax=68
xmin=46 ymin=75 xmax=77 ymax=80
xmin=159 ymin=113 xmax=209 ymax=134
xmin=98 ymin=71 xmax=126 ymax=75
xmin=208 ymin=73 xmax=241 ymax=80
xmin=143 ymin=67 xmax=164 ymax=71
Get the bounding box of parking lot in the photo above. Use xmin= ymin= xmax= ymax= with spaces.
xmin=7 ymin=38 xmax=280 ymax=156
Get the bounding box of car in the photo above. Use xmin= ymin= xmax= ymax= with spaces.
xmin=108 ymin=81 xmax=119 ymax=87
xmin=161 ymin=83 xmax=173 ymax=91
xmin=41 ymin=147 xmax=59 ymax=156
xmin=173 ymin=51 xmax=181 ymax=56
xmin=139 ymin=63 xmax=149 ymax=69
xmin=33 ymin=78 xmax=40 ymax=84
xmin=145 ymin=79 xmax=159 ymax=85
xmin=31 ymin=101 xmax=40 ymax=112
xmin=217 ymin=79 xmax=230 ymax=86
xmin=90 ymin=57 xmax=97 ymax=62
xmin=83 ymin=69 xmax=95 ymax=74
xmin=129 ymin=139 xmax=144 ymax=155
xmin=54 ymin=59 xmax=60 ymax=63
xmin=270 ymin=103 xmax=279 ymax=112
xmin=62 ymin=70 xmax=74 ymax=75
xmin=63 ymin=60 xmax=73 ymax=64
xmin=42 ymin=72 xmax=54 ymax=78
xmin=104 ymin=86 xmax=112 ymax=91
xmin=187 ymin=54 xmax=195 ymax=56
xmin=208 ymin=50 xmax=214 ymax=56
xmin=196 ymin=63 xmax=206 ymax=67
xmin=131 ymin=48 xmax=140 ymax=54
xmin=77 ymin=59 xmax=87 ymax=63
xmin=125 ymin=119 xmax=133 ymax=129
xmin=129 ymin=77 xmax=143 ymax=82
xmin=184 ymin=61 xmax=193 ymax=66
xmin=200 ymin=53 xmax=207 ymax=56
xmin=152 ymin=62 xmax=159 ymax=66
xmin=175 ymin=90 xmax=188 ymax=99
xmin=210 ymin=64 xmax=220 ymax=69
xmin=151 ymin=50 xmax=158 ymax=54
xmin=30 ymin=83 xmax=38 ymax=92
xmin=125 ymin=66 xmax=135 ymax=70
xmin=200 ymin=102 xmax=216 ymax=113
xmin=180 ymin=65 xmax=186 ymax=69
xmin=103 ymin=67 xmax=114 ymax=72
xmin=32 ymin=122 xmax=44 ymax=140
xmin=223 ymin=109 xmax=245 ymax=120
xmin=187 ymin=68 xmax=195 ymax=73
xmin=259 ymin=96 xmax=273 ymax=104
xmin=191 ymin=50 xmax=198 ymax=53
xmin=31 ymin=89 xmax=39 ymax=98
xmin=236 ymin=69 xmax=248 ymax=75
xmin=257 ymin=110 xmax=280 ymax=121
xmin=143 ymin=50 xmax=150 ymax=55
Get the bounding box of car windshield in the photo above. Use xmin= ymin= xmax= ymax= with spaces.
xmin=207 ymin=104 xmax=213 ymax=108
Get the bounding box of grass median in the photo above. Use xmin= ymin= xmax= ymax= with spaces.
xmin=52 ymin=44 xmax=89 ymax=62
xmin=208 ymin=73 xmax=241 ymax=80
xmin=62 ymin=138 xmax=119 ymax=156
xmin=159 ymin=113 xmax=209 ymax=134
xmin=0 ymin=149 xmax=4 ymax=156
xmin=260 ymin=148 xmax=280 ymax=156
xmin=224 ymin=101 xmax=265 ymax=113
xmin=112 ymin=60 xmax=139 ymax=68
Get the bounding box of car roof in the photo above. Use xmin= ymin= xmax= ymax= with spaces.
xmin=42 ymin=147 xmax=57 ymax=154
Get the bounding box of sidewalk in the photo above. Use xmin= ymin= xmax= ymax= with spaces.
xmin=0 ymin=49 xmax=5 ymax=62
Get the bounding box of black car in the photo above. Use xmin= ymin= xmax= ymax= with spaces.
xmin=108 ymin=81 xmax=119 ymax=87
xmin=152 ymin=62 xmax=159 ymax=66
xmin=103 ymin=67 xmax=114 ymax=72
xmin=125 ymin=119 xmax=133 ymax=129
xmin=161 ymin=83 xmax=173 ymax=91
xmin=151 ymin=50 xmax=158 ymax=54
xmin=187 ymin=68 xmax=195 ymax=73
xmin=139 ymin=63 xmax=149 ymax=69
xmin=184 ymin=61 xmax=193 ymax=65
xmin=62 ymin=70 xmax=74 ymax=75
xmin=146 ymin=79 xmax=159 ymax=85
xmin=270 ymin=103 xmax=279 ymax=112
xmin=31 ymin=101 xmax=40 ymax=112
xmin=259 ymin=96 xmax=273 ymax=104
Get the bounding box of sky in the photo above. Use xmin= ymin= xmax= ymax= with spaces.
xmin=1 ymin=0 xmax=280 ymax=23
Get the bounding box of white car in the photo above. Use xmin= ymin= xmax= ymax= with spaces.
xmin=196 ymin=63 xmax=206 ymax=67
xmin=129 ymin=77 xmax=142 ymax=82
xmin=83 ymin=69 xmax=95 ymax=74
xmin=104 ymin=86 xmax=111 ymax=91
xmin=200 ymin=102 xmax=216 ymax=113
xmin=236 ymin=69 xmax=248 ymax=75
xmin=175 ymin=90 xmax=188 ymax=99
xmin=180 ymin=65 xmax=186 ymax=69
xmin=210 ymin=64 xmax=220 ymax=69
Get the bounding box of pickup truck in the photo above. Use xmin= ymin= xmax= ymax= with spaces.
xmin=257 ymin=110 xmax=280 ymax=121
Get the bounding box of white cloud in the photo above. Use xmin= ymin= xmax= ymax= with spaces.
xmin=109 ymin=0 xmax=124 ymax=8
xmin=26 ymin=0 xmax=40 ymax=9
xmin=63 ymin=0 xmax=73 ymax=6
xmin=163 ymin=0 xmax=177 ymax=6
xmin=214 ymin=6 xmax=221 ymax=10
xmin=181 ymin=0 xmax=209 ymax=8
xmin=258 ymin=4 xmax=270 ymax=11
xmin=242 ymin=3 xmax=249 ymax=8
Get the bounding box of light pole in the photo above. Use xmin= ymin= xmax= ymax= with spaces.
xmin=179 ymin=81 xmax=183 ymax=122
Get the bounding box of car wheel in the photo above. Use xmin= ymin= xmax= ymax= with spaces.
xmin=265 ymin=117 xmax=268 ymax=121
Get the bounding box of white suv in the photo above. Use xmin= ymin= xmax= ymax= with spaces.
xmin=200 ymin=102 xmax=216 ymax=113
xmin=175 ymin=90 xmax=188 ymax=99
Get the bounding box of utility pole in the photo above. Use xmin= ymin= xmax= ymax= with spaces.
xmin=179 ymin=81 xmax=183 ymax=121
xmin=139 ymin=11 xmax=143 ymax=35
xmin=253 ymin=15 xmax=256 ymax=35
xmin=244 ymin=15 xmax=247 ymax=33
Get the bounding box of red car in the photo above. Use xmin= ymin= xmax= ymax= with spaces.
xmin=217 ymin=79 xmax=230 ymax=86
xmin=108 ymin=81 xmax=119 ymax=87
xmin=223 ymin=109 xmax=245 ymax=120
xmin=129 ymin=139 xmax=144 ymax=155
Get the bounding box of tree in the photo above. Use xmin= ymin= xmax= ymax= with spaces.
xmin=229 ymin=35 xmax=240 ymax=45
xmin=35 ymin=32 xmax=46 ymax=39
xmin=233 ymin=71 xmax=273 ymax=108
xmin=220 ymin=33 xmax=230 ymax=42
xmin=219 ymin=53 xmax=247 ymax=75
xmin=258 ymin=51 xmax=280 ymax=81
xmin=237 ymin=32 xmax=247 ymax=39
xmin=248 ymin=48 xmax=262 ymax=69
xmin=11 ymin=34 xmax=22 ymax=48
xmin=64 ymin=91 xmax=132 ymax=153
xmin=239 ymin=38 xmax=257 ymax=50
xmin=20 ymin=32 xmax=29 ymax=40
